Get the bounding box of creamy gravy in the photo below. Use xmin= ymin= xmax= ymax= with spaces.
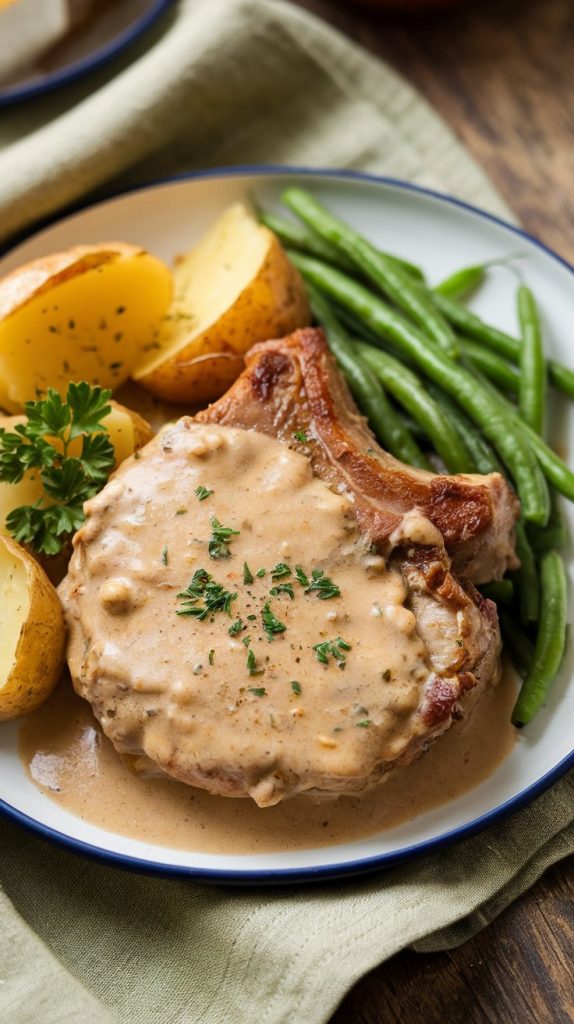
xmin=19 ymin=669 xmax=517 ymax=854
xmin=60 ymin=422 xmax=451 ymax=806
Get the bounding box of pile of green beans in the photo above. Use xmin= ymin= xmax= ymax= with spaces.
xmin=260 ymin=192 xmax=570 ymax=727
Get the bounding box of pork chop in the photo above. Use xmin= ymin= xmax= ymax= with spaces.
xmin=60 ymin=329 xmax=517 ymax=807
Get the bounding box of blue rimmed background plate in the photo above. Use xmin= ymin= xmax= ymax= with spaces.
xmin=0 ymin=0 xmax=175 ymax=106
xmin=0 ymin=167 xmax=572 ymax=884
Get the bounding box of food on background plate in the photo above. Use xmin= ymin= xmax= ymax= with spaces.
xmin=0 ymin=242 xmax=172 ymax=412
xmin=61 ymin=329 xmax=518 ymax=807
xmin=132 ymin=203 xmax=311 ymax=404
xmin=0 ymin=533 xmax=65 ymax=720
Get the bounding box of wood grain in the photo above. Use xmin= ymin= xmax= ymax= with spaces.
xmin=291 ymin=0 xmax=574 ymax=1020
xmin=296 ymin=0 xmax=574 ymax=262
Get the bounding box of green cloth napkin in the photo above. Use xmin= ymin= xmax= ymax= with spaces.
xmin=1 ymin=2 xmax=573 ymax=1022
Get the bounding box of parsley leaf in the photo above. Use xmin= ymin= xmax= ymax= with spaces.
xmin=243 ymin=562 xmax=254 ymax=585
xmin=270 ymin=562 xmax=291 ymax=581
xmin=0 ymin=383 xmax=114 ymax=554
xmin=294 ymin=565 xmax=309 ymax=587
xmin=248 ymin=686 xmax=266 ymax=697
xmin=313 ymin=637 xmax=351 ymax=666
xmin=290 ymin=680 xmax=302 ymax=695
xmin=247 ymin=649 xmax=264 ymax=676
xmin=208 ymin=517 xmax=239 ymax=559
xmin=304 ymin=568 xmax=341 ymax=601
xmin=177 ymin=568 xmax=236 ymax=619
xmin=262 ymin=601 xmax=286 ymax=641
xmin=270 ymin=583 xmax=294 ymax=599
xmin=195 ymin=485 xmax=213 ymax=502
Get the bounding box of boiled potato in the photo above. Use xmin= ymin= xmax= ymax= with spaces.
xmin=132 ymin=203 xmax=310 ymax=403
xmin=0 ymin=400 xmax=153 ymax=539
xmin=0 ymin=535 xmax=65 ymax=719
xmin=0 ymin=243 xmax=172 ymax=412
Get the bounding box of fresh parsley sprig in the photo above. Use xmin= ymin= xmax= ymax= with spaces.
xmin=0 ymin=382 xmax=114 ymax=555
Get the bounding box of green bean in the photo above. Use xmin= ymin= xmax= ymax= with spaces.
xmin=425 ymin=383 xmax=504 ymax=476
xmin=529 ymin=492 xmax=569 ymax=553
xmin=479 ymin=580 xmax=514 ymax=605
xmin=512 ymin=520 xmax=540 ymax=625
xmin=435 ymin=264 xmax=486 ymax=301
xmin=465 ymin=361 xmax=574 ymax=503
xmin=459 ymin=338 xmax=519 ymax=394
xmin=499 ymin=610 xmax=535 ymax=678
xmin=434 ymin=291 xmax=574 ymax=400
xmin=288 ymin=250 xmax=549 ymax=525
xmin=356 ymin=342 xmax=473 ymax=474
xmin=512 ymin=550 xmax=567 ymax=726
xmin=259 ymin=210 xmax=356 ymax=274
xmin=306 ymin=283 xmax=430 ymax=469
xmin=259 ymin=209 xmax=424 ymax=282
xmin=517 ymin=285 xmax=546 ymax=434
xmin=282 ymin=187 xmax=458 ymax=357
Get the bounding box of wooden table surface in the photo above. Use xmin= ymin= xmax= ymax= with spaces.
xmin=292 ymin=1 xmax=574 ymax=1020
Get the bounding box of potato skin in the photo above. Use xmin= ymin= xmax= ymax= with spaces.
xmin=135 ymin=224 xmax=310 ymax=404
xmin=0 ymin=535 xmax=65 ymax=720
xmin=0 ymin=243 xmax=172 ymax=412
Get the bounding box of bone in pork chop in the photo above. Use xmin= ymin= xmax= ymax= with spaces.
xmin=61 ymin=329 xmax=519 ymax=807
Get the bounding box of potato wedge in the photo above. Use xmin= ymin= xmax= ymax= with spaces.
xmin=0 ymin=243 xmax=172 ymax=412
xmin=0 ymin=400 xmax=153 ymax=539
xmin=132 ymin=203 xmax=310 ymax=403
xmin=0 ymin=535 xmax=65 ymax=719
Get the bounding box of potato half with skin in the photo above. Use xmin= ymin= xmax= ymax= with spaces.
xmin=0 ymin=400 xmax=153 ymax=540
xmin=0 ymin=535 xmax=65 ymax=719
xmin=132 ymin=203 xmax=310 ymax=403
xmin=0 ymin=243 xmax=172 ymax=412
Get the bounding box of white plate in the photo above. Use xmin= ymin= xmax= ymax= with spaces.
xmin=1 ymin=167 xmax=573 ymax=884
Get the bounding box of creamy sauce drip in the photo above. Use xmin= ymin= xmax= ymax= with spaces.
xmin=60 ymin=423 xmax=446 ymax=806
xmin=19 ymin=670 xmax=517 ymax=854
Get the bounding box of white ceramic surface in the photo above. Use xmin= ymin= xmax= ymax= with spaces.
xmin=1 ymin=168 xmax=572 ymax=883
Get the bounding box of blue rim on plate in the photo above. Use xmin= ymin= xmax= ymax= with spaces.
xmin=1 ymin=165 xmax=573 ymax=885
xmin=0 ymin=0 xmax=175 ymax=107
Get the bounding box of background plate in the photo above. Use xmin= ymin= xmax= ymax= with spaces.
xmin=0 ymin=0 xmax=175 ymax=106
xmin=0 ymin=167 xmax=572 ymax=883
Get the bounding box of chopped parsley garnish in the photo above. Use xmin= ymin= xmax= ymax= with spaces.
xmin=293 ymin=430 xmax=311 ymax=443
xmin=290 ymin=680 xmax=302 ymax=696
xmin=313 ymin=637 xmax=351 ymax=666
xmin=195 ymin=485 xmax=213 ymax=501
xmin=248 ymin=687 xmax=266 ymax=697
xmin=243 ymin=562 xmax=254 ymax=585
xmin=242 ymin=635 xmax=251 ymax=647
xmin=247 ymin=614 xmax=257 ymax=621
xmin=161 ymin=545 xmax=168 ymax=565
xmin=208 ymin=517 xmax=239 ymax=559
xmin=247 ymin=649 xmax=264 ymax=676
xmin=305 ymin=569 xmax=340 ymax=601
xmin=356 ymin=719 xmax=371 ymax=728
xmin=228 ymin=618 xmax=245 ymax=636
xmin=256 ymin=568 xmax=266 ymax=578
xmin=270 ymin=562 xmax=291 ymax=581
xmin=177 ymin=568 xmax=236 ymax=619
xmin=0 ymin=382 xmax=114 ymax=555
xmin=208 ymin=649 xmax=215 ymax=665
xmin=262 ymin=602 xmax=286 ymax=641
xmin=295 ymin=565 xmax=309 ymax=587
xmin=270 ymin=583 xmax=294 ymax=599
